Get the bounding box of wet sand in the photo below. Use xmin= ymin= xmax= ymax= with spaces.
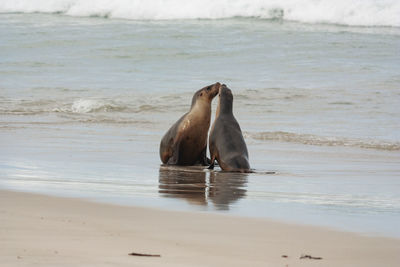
xmin=1 ymin=190 xmax=399 ymax=267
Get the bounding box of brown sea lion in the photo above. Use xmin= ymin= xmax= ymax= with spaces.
xmin=159 ymin=82 xmax=221 ymax=165
xmin=208 ymin=84 xmax=251 ymax=172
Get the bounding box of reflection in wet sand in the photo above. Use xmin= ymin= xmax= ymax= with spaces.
xmin=158 ymin=166 xmax=208 ymax=205
xmin=158 ymin=166 xmax=248 ymax=210
xmin=209 ymin=171 xmax=247 ymax=210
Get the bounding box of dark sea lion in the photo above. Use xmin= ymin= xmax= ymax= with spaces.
xmin=208 ymin=84 xmax=251 ymax=172
xmin=159 ymin=82 xmax=221 ymax=165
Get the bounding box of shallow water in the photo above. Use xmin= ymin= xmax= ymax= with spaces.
xmin=1 ymin=12 xmax=400 ymax=237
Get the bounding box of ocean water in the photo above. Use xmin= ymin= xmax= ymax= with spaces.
xmin=1 ymin=1 xmax=400 ymax=237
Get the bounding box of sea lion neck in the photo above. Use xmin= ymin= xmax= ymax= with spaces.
xmin=219 ymin=99 xmax=233 ymax=114
xmin=219 ymin=94 xmax=233 ymax=116
xmin=191 ymin=98 xmax=212 ymax=114
xmin=216 ymin=85 xmax=234 ymax=117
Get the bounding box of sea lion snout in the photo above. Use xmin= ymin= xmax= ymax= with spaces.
xmin=218 ymin=84 xmax=227 ymax=93
xmin=207 ymin=82 xmax=221 ymax=99
xmin=219 ymin=84 xmax=233 ymax=98
xmin=215 ymin=82 xmax=221 ymax=88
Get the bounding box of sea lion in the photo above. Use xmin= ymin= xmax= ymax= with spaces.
xmin=208 ymin=84 xmax=251 ymax=172
xmin=160 ymin=82 xmax=221 ymax=165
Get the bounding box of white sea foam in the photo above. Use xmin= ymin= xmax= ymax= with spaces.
xmin=70 ymin=98 xmax=131 ymax=113
xmin=1 ymin=0 xmax=399 ymax=27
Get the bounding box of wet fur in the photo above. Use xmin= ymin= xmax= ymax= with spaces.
xmin=209 ymin=85 xmax=250 ymax=172
xmin=160 ymin=83 xmax=220 ymax=165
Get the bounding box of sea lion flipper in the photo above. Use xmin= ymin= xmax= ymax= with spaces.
xmin=167 ymin=156 xmax=178 ymax=165
xmin=208 ymin=155 xmax=215 ymax=169
xmin=166 ymin=136 xmax=182 ymax=165
xmin=199 ymin=146 xmax=209 ymax=166
xmin=207 ymin=161 xmax=215 ymax=170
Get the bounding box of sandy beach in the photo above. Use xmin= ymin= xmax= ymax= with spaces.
xmin=1 ymin=190 xmax=399 ymax=267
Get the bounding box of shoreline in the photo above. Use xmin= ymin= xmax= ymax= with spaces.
xmin=1 ymin=189 xmax=399 ymax=266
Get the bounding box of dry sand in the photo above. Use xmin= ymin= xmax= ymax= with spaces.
xmin=1 ymin=190 xmax=399 ymax=267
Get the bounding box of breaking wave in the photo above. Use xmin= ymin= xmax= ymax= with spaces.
xmin=69 ymin=99 xmax=125 ymax=113
xmin=244 ymin=131 xmax=400 ymax=151
xmin=1 ymin=0 xmax=399 ymax=27
xmin=0 ymin=98 xmax=166 ymax=115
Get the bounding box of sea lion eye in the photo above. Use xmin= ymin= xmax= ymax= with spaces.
xmin=200 ymin=93 xmax=203 ymax=96
xmin=206 ymin=86 xmax=211 ymax=91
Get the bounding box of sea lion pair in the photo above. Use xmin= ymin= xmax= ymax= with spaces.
xmin=159 ymin=83 xmax=250 ymax=172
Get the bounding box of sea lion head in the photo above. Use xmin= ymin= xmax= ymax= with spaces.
xmin=216 ymin=84 xmax=233 ymax=117
xmin=191 ymin=82 xmax=221 ymax=108
xmin=219 ymin=84 xmax=233 ymax=102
